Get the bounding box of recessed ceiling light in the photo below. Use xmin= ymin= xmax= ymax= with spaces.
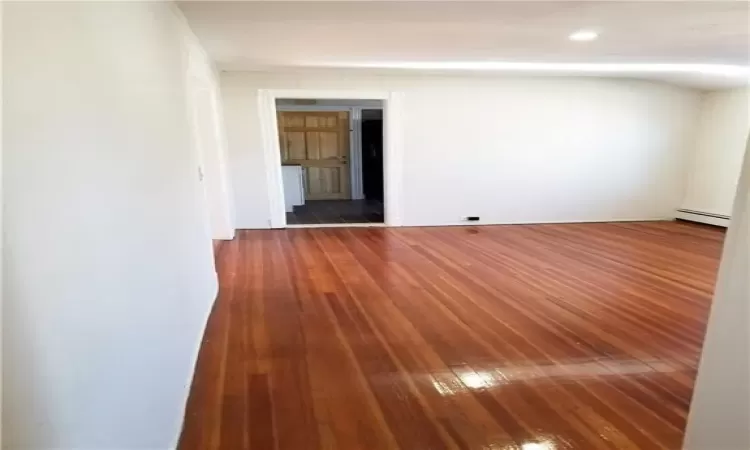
xmin=569 ymin=29 xmax=599 ymax=42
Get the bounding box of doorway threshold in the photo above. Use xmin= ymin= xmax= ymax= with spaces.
xmin=286 ymin=223 xmax=386 ymax=229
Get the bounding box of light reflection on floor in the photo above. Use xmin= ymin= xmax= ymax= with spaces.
xmin=520 ymin=441 xmax=557 ymax=450
xmin=429 ymin=359 xmax=677 ymax=397
xmin=478 ymin=438 xmax=558 ymax=450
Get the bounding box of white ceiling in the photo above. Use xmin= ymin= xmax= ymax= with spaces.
xmin=179 ymin=1 xmax=750 ymax=88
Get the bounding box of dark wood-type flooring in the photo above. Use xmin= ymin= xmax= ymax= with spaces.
xmin=286 ymin=200 xmax=384 ymax=225
xmin=179 ymin=221 xmax=724 ymax=450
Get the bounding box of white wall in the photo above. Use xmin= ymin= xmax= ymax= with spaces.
xmin=684 ymin=136 xmax=749 ymax=450
xmin=221 ymin=71 xmax=701 ymax=228
xmin=0 ymin=3 xmax=4 ymax=446
xmin=177 ymin=9 xmax=236 ymax=240
xmin=679 ymin=88 xmax=749 ymax=225
xmin=3 ymin=3 xmax=218 ymax=448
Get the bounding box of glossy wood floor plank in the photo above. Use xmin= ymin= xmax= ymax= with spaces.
xmin=179 ymin=221 xmax=724 ymax=450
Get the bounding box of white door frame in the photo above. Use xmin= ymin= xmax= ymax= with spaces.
xmin=258 ymin=89 xmax=404 ymax=228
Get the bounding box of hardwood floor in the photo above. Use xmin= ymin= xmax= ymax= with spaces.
xmin=179 ymin=221 xmax=724 ymax=450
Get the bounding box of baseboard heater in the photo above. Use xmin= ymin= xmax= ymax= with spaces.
xmin=676 ymin=208 xmax=730 ymax=227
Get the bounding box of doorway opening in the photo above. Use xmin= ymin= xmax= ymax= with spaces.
xmin=276 ymin=99 xmax=385 ymax=226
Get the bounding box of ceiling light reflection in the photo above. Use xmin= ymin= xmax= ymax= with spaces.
xmin=521 ymin=440 xmax=557 ymax=450
xmin=431 ymin=378 xmax=461 ymax=396
xmin=458 ymin=371 xmax=495 ymax=389
xmin=430 ymin=360 xmax=676 ymax=397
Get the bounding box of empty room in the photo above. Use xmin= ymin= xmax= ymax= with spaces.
xmin=3 ymin=2 xmax=749 ymax=450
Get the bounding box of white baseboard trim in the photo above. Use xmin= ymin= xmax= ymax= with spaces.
xmin=242 ymin=216 xmax=730 ymax=231
xmin=676 ymin=209 xmax=730 ymax=227
xmin=399 ymin=217 xmax=676 ymax=228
